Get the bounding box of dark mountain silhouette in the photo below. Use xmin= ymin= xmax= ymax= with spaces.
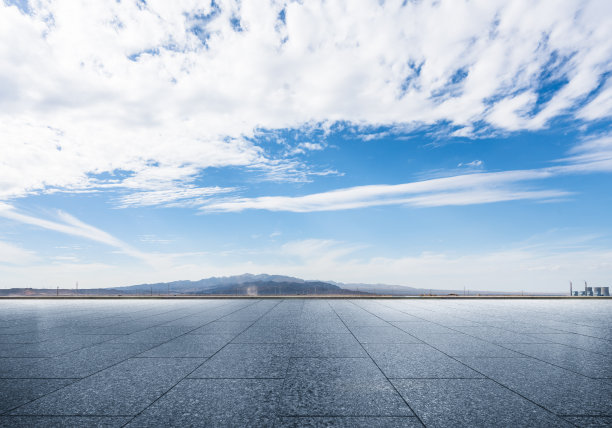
xmin=0 ymin=274 xmax=564 ymax=296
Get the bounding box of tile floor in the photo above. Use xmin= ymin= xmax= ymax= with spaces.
xmin=0 ymin=298 xmax=610 ymax=427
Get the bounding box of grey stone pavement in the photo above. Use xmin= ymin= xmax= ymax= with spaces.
xmin=0 ymin=299 xmax=610 ymax=427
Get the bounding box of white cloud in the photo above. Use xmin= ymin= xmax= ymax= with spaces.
xmin=1 ymin=231 xmax=609 ymax=291
xmin=0 ymin=203 xmax=160 ymax=265
xmin=116 ymin=185 xmax=235 ymax=208
xmin=199 ymin=131 xmax=612 ymax=213
xmin=290 ymin=142 xmax=324 ymax=155
xmin=579 ymin=80 xmax=612 ymax=121
xmin=200 ymin=168 xmax=566 ymax=212
xmin=236 ymin=236 xmax=612 ymax=292
xmin=457 ymin=160 xmax=483 ymax=168
xmin=0 ymin=240 xmax=39 ymax=265
xmin=0 ymin=0 xmax=610 ymax=202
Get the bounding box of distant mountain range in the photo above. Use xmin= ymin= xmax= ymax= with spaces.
xmin=0 ymin=273 xmax=563 ymax=296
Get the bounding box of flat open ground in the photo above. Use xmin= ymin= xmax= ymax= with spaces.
xmin=0 ymin=299 xmax=610 ymax=427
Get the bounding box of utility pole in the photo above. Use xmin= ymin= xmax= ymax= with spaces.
xmin=570 ymin=281 xmax=572 ymax=296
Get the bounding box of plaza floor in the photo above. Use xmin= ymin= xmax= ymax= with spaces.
xmin=0 ymin=298 xmax=610 ymax=427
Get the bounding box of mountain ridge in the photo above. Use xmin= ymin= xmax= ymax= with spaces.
xmin=0 ymin=273 xmax=564 ymax=296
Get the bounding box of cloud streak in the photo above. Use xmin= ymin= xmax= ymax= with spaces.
xmin=196 ymin=132 xmax=612 ymax=213
xmin=199 ymin=169 xmax=567 ymax=213
xmin=0 ymin=203 xmax=157 ymax=264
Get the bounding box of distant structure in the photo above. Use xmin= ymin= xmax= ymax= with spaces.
xmin=571 ymin=281 xmax=610 ymax=297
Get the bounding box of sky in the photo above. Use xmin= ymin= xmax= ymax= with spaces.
xmin=1 ymin=0 xmax=612 ymax=292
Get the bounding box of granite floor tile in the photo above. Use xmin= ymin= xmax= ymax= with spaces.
xmin=188 ymin=321 xmax=252 ymax=335
xmin=107 ymin=326 xmax=193 ymax=345
xmin=416 ymin=333 xmax=522 ymax=357
xmin=291 ymin=334 xmax=367 ymax=357
xmin=189 ymin=343 xmax=291 ymax=378
xmin=392 ymin=379 xmax=572 ymax=427
xmin=10 ymin=357 xmax=204 ymax=416
xmin=137 ymin=334 xmax=234 ymax=357
xmin=0 ymin=334 xmax=118 ymax=358
xmin=232 ymin=326 xmax=296 ymax=343
xmin=453 ymin=326 xmax=551 ymax=344
xmin=336 ymin=316 xmax=390 ymax=327
xmin=11 ymin=342 xmax=155 ymax=378
xmin=295 ymin=322 xmax=350 ymax=334
xmin=501 ymin=343 xmax=612 ymax=378
xmin=350 ymin=326 xmax=420 ymax=344
xmin=158 ymin=315 xmax=219 ymax=328
xmin=391 ymin=322 xmax=456 ymax=337
xmin=276 ymin=416 xmax=423 ymax=427
xmin=0 ymin=416 xmax=131 ymax=428
xmin=562 ymin=416 xmax=612 ymax=427
xmin=0 ymin=379 xmax=75 ymax=414
xmin=125 ymin=379 xmax=281 ymax=427
xmin=0 ymin=343 xmax=26 ymax=356
xmin=0 ymin=358 xmax=45 ymax=378
xmin=456 ymin=357 xmax=612 ymax=415
xmin=364 ymin=343 xmax=483 ymax=379
xmin=280 ymin=357 xmax=412 ymax=417
xmin=527 ymin=333 xmax=612 ymax=356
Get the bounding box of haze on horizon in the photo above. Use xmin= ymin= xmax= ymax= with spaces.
xmin=1 ymin=0 xmax=612 ymax=292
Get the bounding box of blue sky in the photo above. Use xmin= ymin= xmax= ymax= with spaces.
xmin=1 ymin=0 xmax=612 ymax=291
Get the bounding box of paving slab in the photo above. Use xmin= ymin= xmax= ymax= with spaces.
xmin=0 ymin=416 xmax=131 ymax=427
xmin=0 ymin=358 xmax=46 ymax=378
xmin=13 ymin=342 xmax=154 ymax=378
xmin=350 ymin=326 xmax=421 ymax=344
xmin=392 ymin=379 xmax=572 ymax=427
xmin=501 ymin=342 xmax=612 ymax=378
xmin=189 ymin=343 xmax=292 ymax=378
xmin=0 ymin=379 xmax=76 ymax=414
xmin=232 ymin=326 xmax=296 ymax=343
xmin=364 ymin=343 xmax=484 ymax=379
xmin=125 ymin=379 xmax=281 ymax=427
xmin=280 ymin=357 xmax=412 ymax=417
xmin=291 ymin=333 xmax=367 ymax=357
xmin=457 ymin=356 xmax=612 ymax=415
xmin=391 ymin=321 xmax=456 ymax=337
xmin=107 ymin=326 xmax=194 ymax=345
xmin=276 ymin=416 xmax=423 ymax=427
xmin=562 ymin=416 xmax=612 ymax=427
xmin=137 ymin=333 xmax=234 ymax=357
xmin=188 ymin=321 xmax=252 ymax=335
xmin=453 ymin=326 xmax=552 ymax=343
xmin=10 ymin=357 xmax=204 ymax=416
xmin=0 ymin=334 xmax=118 ymax=358
xmin=416 ymin=333 xmax=523 ymax=357
xmin=527 ymin=333 xmax=612 ymax=356
xmin=295 ymin=321 xmax=350 ymax=334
